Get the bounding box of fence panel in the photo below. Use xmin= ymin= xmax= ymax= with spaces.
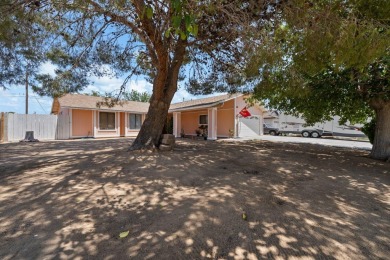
xmin=4 ymin=113 xmax=58 ymax=142
xmin=56 ymin=113 xmax=70 ymax=140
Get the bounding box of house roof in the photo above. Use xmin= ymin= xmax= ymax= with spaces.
xmin=51 ymin=94 xmax=149 ymax=114
xmin=169 ymin=93 xmax=242 ymax=111
xmin=51 ymin=93 xmax=244 ymax=114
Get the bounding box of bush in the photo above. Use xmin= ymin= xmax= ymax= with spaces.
xmin=361 ymin=118 xmax=376 ymax=144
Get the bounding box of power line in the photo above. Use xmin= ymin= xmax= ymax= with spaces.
xmin=0 ymin=94 xmax=49 ymax=113
xmin=0 ymin=94 xmax=50 ymax=100
xmin=33 ymin=96 xmax=47 ymax=113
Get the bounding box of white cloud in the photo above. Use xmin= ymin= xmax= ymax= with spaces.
xmin=84 ymin=76 xmax=153 ymax=95
xmin=128 ymin=79 xmax=152 ymax=93
xmin=39 ymin=62 xmax=57 ymax=76
xmin=172 ymin=88 xmax=193 ymax=103
xmin=0 ymin=87 xmax=52 ymax=114
xmin=172 ymin=86 xmax=223 ymax=104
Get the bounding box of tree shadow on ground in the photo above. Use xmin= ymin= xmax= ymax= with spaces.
xmin=0 ymin=138 xmax=389 ymax=259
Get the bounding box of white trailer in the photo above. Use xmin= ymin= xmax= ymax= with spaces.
xmin=275 ymin=114 xmax=366 ymax=138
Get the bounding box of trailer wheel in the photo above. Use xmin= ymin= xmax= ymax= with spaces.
xmin=310 ymin=131 xmax=321 ymax=138
xmin=301 ymin=131 xmax=310 ymax=138
xmin=269 ymin=130 xmax=276 ymax=136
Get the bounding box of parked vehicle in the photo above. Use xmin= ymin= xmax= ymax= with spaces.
xmin=263 ymin=123 xmax=280 ymax=136
xmin=277 ymin=114 xmax=366 ymax=138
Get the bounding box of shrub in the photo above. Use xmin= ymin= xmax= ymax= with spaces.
xmin=361 ymin=118 xmax=376 ymax=144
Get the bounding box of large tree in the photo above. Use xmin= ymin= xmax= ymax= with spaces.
xmin=0 ymin=1 xmax=46 ymax=90
xmin=246 ymin=0 xmax=390 ymax=160
xmin=1 ymin=0 xmax=280 ymax=150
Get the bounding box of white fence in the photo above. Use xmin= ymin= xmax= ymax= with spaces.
xmin=56 ymin=113 xmax=70 ymax=140
xmin=1 ymin=113 xmax=58 ymax=142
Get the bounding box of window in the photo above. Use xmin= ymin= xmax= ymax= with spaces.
xmin=99 ymin=112 xmax=116 ymax=130
xmin=129 ymin=114 xmax=142 ymax=129
xmin=199 ymin=115 xmax=208 ymax=125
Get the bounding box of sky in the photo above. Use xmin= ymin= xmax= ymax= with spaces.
xmin=0 ymin=62 xmax=215 ymax=114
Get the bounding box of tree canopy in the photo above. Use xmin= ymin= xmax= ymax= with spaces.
xmin=0 ymin=0 xmax=47 ymax=89
xmin=247 ymin=0 xmax=390 ymax=160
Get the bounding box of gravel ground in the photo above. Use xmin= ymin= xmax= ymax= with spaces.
xmin=0 ymin=138 xmax=388 ymax=259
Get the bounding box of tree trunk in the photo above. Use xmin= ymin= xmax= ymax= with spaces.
xmin=129 ymin=86 xmax=174 ymax=150
xmin=370 ymin=100 xmax=390 ymax=160
xmin=128 ymin=33 xmax=186 ymax=150
xmin=130 ymin=55 xmax=185 ymax=150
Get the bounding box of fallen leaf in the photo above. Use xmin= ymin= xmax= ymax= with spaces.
xmin=119 ymin=231 xmax=129 ymax=238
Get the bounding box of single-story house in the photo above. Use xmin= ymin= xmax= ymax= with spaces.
xmin=51 ymin=94 xmax=149 ymax=139
xmin=51 ymin=93 xmax=265 ymax=140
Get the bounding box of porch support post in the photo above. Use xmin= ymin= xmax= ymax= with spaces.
xmin=173 ymin=112 xmax=181 ymax=137
xmin=69 ymin=108 xmax=73 ymax=138
xmin=117 ymin=112 xmax=120 ymax=136
xmin=208 ymin=107 xmax=217 ymax=140
xmin=124 ymin=112 xmax=128 ymax=137
xmin=93 ymin=110 xmax=97 ymax=137
xmin=234 ymin=97 xmax=238 ymax=138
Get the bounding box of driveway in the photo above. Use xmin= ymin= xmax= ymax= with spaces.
xmin=239 ymin=135 xmax=372 ymax=150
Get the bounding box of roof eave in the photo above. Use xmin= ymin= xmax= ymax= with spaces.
xmin=60 ymin=106 xmax=148 ymax=113
xmin=169 ymin=101 xmax=224 ymax=112
xmin=169 ymin=94 xmax=243 ymax=112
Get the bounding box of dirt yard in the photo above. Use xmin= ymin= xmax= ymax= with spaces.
xmin=0 ymin=138 xmax=389 ymax=259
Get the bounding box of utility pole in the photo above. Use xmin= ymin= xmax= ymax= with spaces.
xmin=25 ymin=71 xmax=28 ymax=114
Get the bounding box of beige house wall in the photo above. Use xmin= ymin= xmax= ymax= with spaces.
xmin=217 ymin=108 xmax=234 ymax=137
xmin=57 ymin=105 xmax=147 ymax=139
xmin=72 ymin=109 xmax=93 ymax=137
xmin=181 ymin=109 xmax=208 ymax=136
xmin=216 ymin=99 xmax=234 ymax=137
xmin=179 ymin=100 xmax=235 ymax=138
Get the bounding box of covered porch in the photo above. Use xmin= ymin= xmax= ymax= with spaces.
xmin=172 ymin=106 xmax=233 ymax=140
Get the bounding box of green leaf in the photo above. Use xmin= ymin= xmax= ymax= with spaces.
xmin=187 ymin=25 xmax=193 ymax=33
xmin=192 ymin=24 xmax=198 ymax=36
xmin=119 ymin=231 xmax=129 ymax=238
xmin=146 ymin=7 xmax=153 ymax=19
xmin=184 ymin=14 xmax=191 ymax=28
xmin=172 ymin=16 xmax=181 ymax=29
xmin=164 ymin=28 xmax=171 ymax=38
xmin=172 ymin=0 xmax=180 ymax=10
xmin=180 ymin=31 xmax=186 ymax=40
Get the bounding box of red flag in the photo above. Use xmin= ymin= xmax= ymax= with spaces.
xmin=239 ymin=107 xmax=251 ymax=117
